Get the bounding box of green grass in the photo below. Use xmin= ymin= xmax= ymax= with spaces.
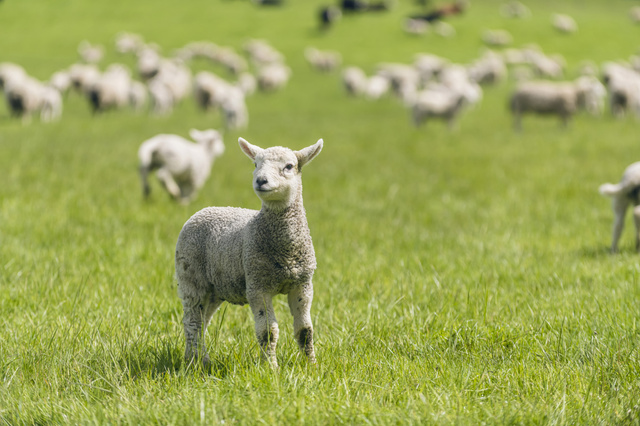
xmin=2 ymin=0 xmax=640 ymax=423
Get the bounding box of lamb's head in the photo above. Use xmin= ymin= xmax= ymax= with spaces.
xmin=190 ymin=128 xmax=225 ymax=159
xmin=238 ymin=137 xmax=323 ymax=208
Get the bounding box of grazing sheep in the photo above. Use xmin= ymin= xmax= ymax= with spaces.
xmin=175 ymin=137 xmax=323 ymax=368
xmin=257 ymin=63 xmax=291 ymax=91
xmin=599 ymin=162 xmax=640 ymax=252
xmin=509 ymin=77 xmax=601 ymax=130
xmin=78 ymin=40 xmax=104 ymax=64
xmin=68 ymin=63 xmax=101 ymax=94
xmin=482 ymin=29 xmax=513 ymax=47
xmin=601 ymin=62 xmax=640 ymax=118
xmin=630 ymin=6 xmax=640 ymax=25
xmin=304 ymin=47 xmax=342 ymax=72
xmin=128 ymin=80 xmax=148 ymax=112
xmin=147 ymin=77 xmax=174 ymax=115
xmin=414 ymin=53 xmax=448 ymax=84
xmin=215 ymin=47 xmax=249 ymax=76
xmin=468 ymin=50 xmax=508 ymax=85
xmin=4 ymin=75 xmax=62 ymax=122
xmin=244 ymin=39 xmax=284 ymax=67
xmin=342 ymin=66 xmax=368 ymax=96
xmin=138 ymin=129 xmax=225 ymax=203
xmin=552 ymin=13 xmax=577 ymax=34
xmin=404 ymin=18 xmax=430 ymax=36
xmin=500 ymin=1 xmax=531 ymax=19
xmin=0 ymin=62 xmax=27 ymax=89
xmin=193 ymin=71 xmax=232 ymax=111
xmin=409 ymin=85 xmax=467 ymax=128
xmin=147 ymin=59 xmax=192 ymax=114
xmin=318 ymin=5 xmax=342 ymax=29
xmin=365 ymin=75 xmax=390 ymax=100
xmin=86 ymin=64 xmax=132 ymax=113
xmin=376 ymin=63 xmax=420 ymax=101
xmin=115 ymin=32 xmax=145 ymax=55
xmin=236 ymin=72 xmax=257 ymax=96
xmin=221 ymin=86 xmax=249 ymax=130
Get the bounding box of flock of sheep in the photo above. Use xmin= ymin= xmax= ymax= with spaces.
xmin=0 ymin=33 xmax=294 ymax=129
xmin=4 ymin=2 xmax=640 ymax=367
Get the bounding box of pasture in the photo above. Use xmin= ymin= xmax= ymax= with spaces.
xmin=1 ymin=0 xmax=640 ymax=423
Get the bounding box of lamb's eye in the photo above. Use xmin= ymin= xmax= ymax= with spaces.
xmin=284 ymin=164 xmax=294 ymax=171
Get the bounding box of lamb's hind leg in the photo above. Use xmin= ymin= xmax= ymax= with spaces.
xmin=288 ymin=284 xmax=316 ymax=363
xmin=180 ymin=290 xmax=222 ymax=366
xmin=248 ymin=294 xmax=279 ymax=368
xmin=611 ymin=196 xmax=629 ymax=253
xmin=632 ymin=205 xmax=640 ymax=252
xmin=156 ymin=167 xmax=182 ymax=201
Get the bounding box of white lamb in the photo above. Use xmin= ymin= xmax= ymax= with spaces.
xmin=138 ymin=129 xmax=225 ymax=204
xmin=599 ymin=162 xmax=640 ymax=252
xmin=175 ymin=137 xmax=323 ymax=368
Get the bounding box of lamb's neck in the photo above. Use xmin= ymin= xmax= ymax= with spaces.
xmin=257 ymin=194 xmax=311 ymax=244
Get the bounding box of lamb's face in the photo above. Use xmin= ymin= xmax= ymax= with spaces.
xmin=252 ymin=147 xmax=300 ymax=203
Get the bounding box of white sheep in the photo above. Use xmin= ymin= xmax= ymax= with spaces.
xmin=128 ymin=80 xmax=148 ymax=112
xmin=175 ymin=137 xmax=323 ymax=367
xmin=0 ymin=62 xmax=27 ymax=89
xmin=86 ymin=64 xmax=132 ymax=112
xmin=599 ymin=162 xmax=640 ymax=252
xmin=236 ymin=72 xmax=257 ymax=96
xmin=138 ymin=129 xmax=225 ymax=203
xmin=468 ymin=50 xmax=508 ymax=85
xmin=482 ymin=29 xmax=513 ymax=47
xmin=49 ymin=70 xmax=72 ymax=94
xmin=552 ymin=13 xmax=578 ymax=34
xmin=509 ymin=77 xmax=601 ymax=130
xmin=257 ymin=63 xmax=291 ymax=91
xmin=68 ymin=63 xmax=101 ymax=94
xmin=601 ymin=62 xmax=640 ymax=118
xmin=115 ymin=32 xmax=145 ymax=55
xmin=221 ymin=86 xmax=249 ymax=130
xmin=409 ymin=85 xmax=467 ymax=128
xmin=147 ymin=59 xmax=192 ymax=114
xmin=304 ymin=47 xmax=342 ymax=72
xmin=630 ymin=6 xmax=640 ymax=25
xmin=4 ymin=75 xmax=62 ymax=123
xmin=342 ymin=66 xmax=368 ymax=96
xmin=193 ymin=71 xmax=232 ymax=111
xmin=78 ymin=40 xmax=104 ymax=64
xmin=500 ymin=1 xmax=531 ymax=19
xmin=244 ymin=39 xmax=284 ymax=67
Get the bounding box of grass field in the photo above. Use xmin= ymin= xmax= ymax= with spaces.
xmin=1 ymin=0 xmax=640 ymax=423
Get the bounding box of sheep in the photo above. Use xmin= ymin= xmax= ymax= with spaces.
xmin=304 ymin=47 xmax=342 ymax=72
xmin=509 ymin=77 xmax=602 ymax=130
xmin=77 ymin=40 xmax=104 ymax=64
xmin=439 ymin=64 xmax=483 ymax=106
xmin=128 ymin=80 xmax=148 ymax=112
xmin=552 ymin=13 xmax=578 ymax=34
xmin=115 ymin=32 xmax=145 ymax=55
xmin=630 ymin=6 xmax=640 ymax=25
xmin=365 ymin=75 xmax=390 ymax=100
xmin=193 ymin=71 xmax=232 ymax=111
xmin=468 ymin=50 xmax=508 ymax=85
xmin=244 ymin=39 xmax=284 ymax=67
xmin=0 ymin=62 xmax=27 ymax=89
xmin=599 ymin=162 xmax=640 ymax=252
xmin=68 ymin=63 xmax=101 ymax=94
xmin=376 ymin=63 xmax=420 ymax=101
xmin=601 ymin=62 xmax=640 ymax=118
xmin=49 ymin=70 xmax=72 ymax=94
xmin=174 ymin=137 xmax=323 ymax=368
xmin=482 ymin=29 xmax=513 ymax=47
xmin=409 ymin=85 xmax=468 ymax=128
xmin=236 ymin=72 xmax=257 ymax=97
xmin=342 ymin=66 xmax=368 ymax=96
xmin=414 ymin=53 xmax=448 ymax=84
xmin=221 ymin=86 xmax=249 ymax=130
xmin=318 ymin=5 xmax=342 ymax=29
xmin=215 ymin=47 xmax=249 ymax=76
xmin=147 ymin=59 xmax=192 ymax=114
xmin=86 ymin=64 xmax=132 ymax=113
xmin=404 ymin=18 xmax=430 ymax=36
xmin=4 ymin=75 xmax=62 ymax=122
xmin=138 ymin=129 xmax=225 ymax=203
xmin=500 ymin=1 xmax=531 ymax=19
xmin=257 ymin=63 xmax=291 ymax=91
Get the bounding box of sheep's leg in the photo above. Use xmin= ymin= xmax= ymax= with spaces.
xmin=611 ymin=196 xmax=628 ymax=253
xmin=288 ymin=284 xmax=316 ymax=363
xmin=248 ymin=294 xmax=279 ymax=368
xmin=139 ymin=166 xmax=151 ymax=198
xmin=155 ymin=168 xmax=182 ymax=200
xmin=633 ymin=205 xmax=640 ymax=252
xmin=181 ymin=293 xmax=222 ymax=366
xmin=179 ymin=182 xmax=196 ymax=205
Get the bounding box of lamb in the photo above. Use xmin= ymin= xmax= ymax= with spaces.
xmin=175 ymin=137 xmax=323 ymax=368
xmin=599 ymin=162 xmax=640 ymax=252
xmin=138 ymin=129 xmax=225 ymax=204
xmin=509 ymin=77 xmax=599 ymax=130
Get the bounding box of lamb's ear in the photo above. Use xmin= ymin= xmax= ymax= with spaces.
xmin=238 ymin=137 xmax=263 ymax=161
xmin=296 ymin=139 xmax=323 ymax=169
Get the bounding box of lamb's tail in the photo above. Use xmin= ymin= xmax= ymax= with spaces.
xmin=599 ymin=182 xmax=623 ymax=197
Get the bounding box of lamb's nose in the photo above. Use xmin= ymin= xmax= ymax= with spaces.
xmin=256 ymin=177 xmax=268 ymax=187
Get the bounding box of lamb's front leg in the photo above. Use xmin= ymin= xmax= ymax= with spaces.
xmin=611 ymin=196 xmax=628 ymax=253
xmin=248 ymin=294 xmax=279 ymax=368
xmin=288 ymin=284 xmax=316 ymax=363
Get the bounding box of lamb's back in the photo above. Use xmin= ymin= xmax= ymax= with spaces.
xmin=176 ymin=206 xmax=258 ymax=304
